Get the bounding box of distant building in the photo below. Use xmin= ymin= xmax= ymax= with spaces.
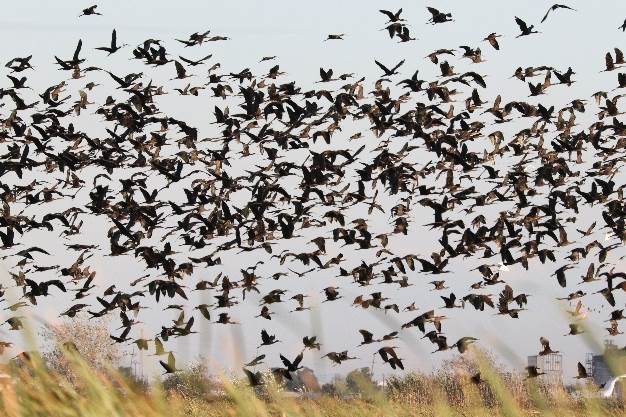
xmin=527 ymin=353 xmax=563 ymax=385
xmin=586 ymin=340 xmax=626 ymax=399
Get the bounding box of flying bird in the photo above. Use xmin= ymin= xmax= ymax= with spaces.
xmin=79 ymin=5 xmax=102 ymax=17
xmin=541 ymin=4 xmax=576 ymax=23
xmin=374 ymin=59 xmax=405 ymax=77
xmin=515 ymin=17 xmax=540 ymax=37
xmin=95 ymin=29 xmax=127 ymax=55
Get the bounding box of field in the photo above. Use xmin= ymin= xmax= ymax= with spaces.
xmin=0 ymin=350 xmax=623 ymax=417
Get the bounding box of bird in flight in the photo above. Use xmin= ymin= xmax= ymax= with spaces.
xmin=79 ymin=5 xmax=102 ymax=17
xmin=427 ymin=7 xmax=453 ymax=24
xmin=374 ymin=59 xmax=405 ymax=76
xmin=483 ymin=33 xmax=502 ymax=50
xmin=95 ymin=29 xmax=127 ymax=55
xmin=325 ymin=34 xmax=345 ymax=41
xmin=379 ymin=9 xmax=404 ymax=23
xmin=541 ymin=4 xmax=576 ymax=23
xmin=515 ymin=17 xmax=540 ymax=37
xmin=575 ymin=362 xmax=589 ymax=379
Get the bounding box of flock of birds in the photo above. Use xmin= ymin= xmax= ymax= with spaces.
xmin=0 ymin=3 xmax=626 ymax=390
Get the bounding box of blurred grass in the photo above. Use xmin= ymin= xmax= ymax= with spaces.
xmin=0 ymin=347 xmax=622 ymax=417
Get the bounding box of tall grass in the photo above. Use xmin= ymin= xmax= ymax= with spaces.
xmin=0 ymin=348 xmax=622 ymax=417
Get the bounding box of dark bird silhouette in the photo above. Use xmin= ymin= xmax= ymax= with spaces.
xmin=358 ymin=329 xmax=377 ymax=345
xmin=379 ymin=9 xmax=404 ymax=23
xmin=159 ymin=352 xmax=177 ymax=374
xmin=427 ymin=7 xmax=453 ymax=24
xmin=279 ymin=352 xmax=303 ymax=372
xmin=515 ymin=17 xmax=540 ymax=37
xmin=374 ymin=59 xmax=405 ymax=77
xmin=259 ymin=329 xmax=279 ymax=347
xmin=303 ymin=336 xmax=321 ymax=350
xmin=243 ymin=368 xmax=263 ymax=386
xmin=79 ymin=5 xmax=102 ymax=17
xmin=526 ymin=366 xmax=545 ymax=378
xmin=95 ymin=29 xmax=127 ymax=55
xmin=539 ymin=337 xmax=559 ymax=356
xmin=55 ymin=39 xmax=84 ymax=69
xmin=541 ymin=4 xmax=576 ymax=23
xmin=377 ymin=346 xmax=404 ymax=370
xmin=322 ymin=351 xmax=356 ymax=365
xmin=575 ymin=362 xmax=589 ymax=379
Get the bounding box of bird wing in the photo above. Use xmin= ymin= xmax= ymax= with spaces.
xmin=49 ymin=280 xmax=66 ymax=292
xmin=179 ymin=56 xmax=196 ymax=65
xmin=159 ymin=359 xmax=173 ymax=373
xmin=261 ymin=329 xmax=270 ymax=343
xmin=379 ymin=9 xmax=395 ymax=20
xmin=184 ymin=316 xmax=194 ymax=332
xmin=556 ymin=4 xmax=576 ymax=12
xmin=391 ymin=59 xmax=405 ymax=73
xmin=154 ymin=337 xmax=164 ymax=354
xmin=174 ymin=61 xmax=186 ymax=78
xmin=374 ymin=60 xmax=391 ymax=75
xmin=243 ymin=368 xmax=260 ymax=385
xmin=120 ymin=326 xmax=131 ymax=340
xmin=427 ymin=7 xmax=440 ymax=17
xmin=293 ymin=352 xmax=303 ymax=368
xmin=464 ymin=71 xmax=487 ymax=88
xmin=515 ymin=17 xmax=529 ymax=31
xmin=73 ymin=39 xmax=83 ymax=61
xmin=359 ymin=329 xmax=373 ymax=341
xmin=7 ymin=75 xmax=20 ymax=87
xmin=541 ymin=7 xmax=553 ymax=23
xmin=279 ymin=354 xmax=291 ymax=368
xmin=417 ymin=258 xmax=437 ymax=272
xmin=606 ymin=53 xmax=614 ymax=71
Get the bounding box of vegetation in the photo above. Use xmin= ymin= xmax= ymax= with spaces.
xmin=0 ymin=301 xmax=604 ymax=416
xmin=0 ymin=342 xmax=621 ymax=417
xmin=40 ymin=318 xmax=123 ymax=384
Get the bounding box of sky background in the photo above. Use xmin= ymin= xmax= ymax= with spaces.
xmin=0 ymin=1 xmax=625 ymax=384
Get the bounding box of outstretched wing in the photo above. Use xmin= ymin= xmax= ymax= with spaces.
xmin=292 ymin=352 xmax=303 ymax=368
xmin=174 ymin=60 xmax=186 ymax=78
xmin=515 ymin=16 xmax=529 ymax=32
xmin=374 ymin=60 xmax=391 ymax=74
xmin=73 ymin=39 xmax=83 ymax=61
xmin=391 ymin=59 xmax=405 ymax=73
xmin=379 ymin=9 xmax=395 ymax=20
xmin=427 ymin=7 xmax=440 ymax=17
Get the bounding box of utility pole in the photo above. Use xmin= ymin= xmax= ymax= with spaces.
xmin=139 ymin=328 xmax=145 ymax=380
